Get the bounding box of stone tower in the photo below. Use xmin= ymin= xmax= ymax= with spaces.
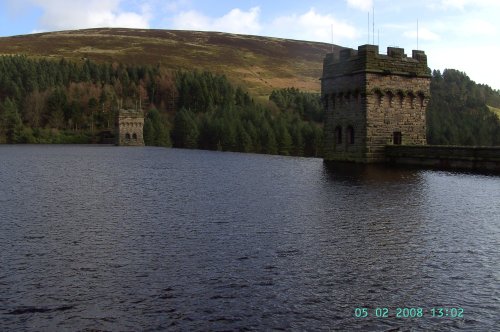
xmin=322 ymin=45 xmax=431 ymax=163
xmin=116 ymin=109 xmax=145 ymax=146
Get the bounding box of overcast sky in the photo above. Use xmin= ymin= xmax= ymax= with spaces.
xmin=1 ymin=0 xmax=499 ymax=89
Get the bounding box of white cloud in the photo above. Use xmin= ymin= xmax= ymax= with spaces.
xmin=428 ymin=44 xmax=500 ymax=89
xmin=271 ymin=8 xmax=358 ymax=42
xmin=171 ymin=10 xmax=211 ymax=31
xmin=410 ymin=16 xmax=497 ymax=43
xmin=28 ymin=0 xmax=150 ymax=31
xmin=171 ymin=7 xmax=357 ymax=43
xmin=428 ymin=0 xmax=500 ymax=10
xmin=171 ymin=7 xmax=261 ymax=35
xmin=213 ymin=7 xmax=261 ymax=34
xmin=346 ymin=0 xmax=373 ymax=11
xmin=458 ymin=18 xmax=497 ymax=37
xmin=403 ymin=27 xmax=440 ymax=41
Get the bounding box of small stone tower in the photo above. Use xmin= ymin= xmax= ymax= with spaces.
xmin=116 ymin=109 xmax=145 ymax=146
xmin=322 ymin=45 xmax=431 ymax=163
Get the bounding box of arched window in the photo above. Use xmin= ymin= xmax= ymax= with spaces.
xmin=125 ymin=133 xmax=131 ymax=140
xmin=397 ymin=92 xmax=404 ymax=108
xmin=347 ymin=126 xmax=355 ymax=144
xmin=334 ymin=126 xmax=342 ymax=144
xmin=386 ymin=91 xmax=394 ymax=108
xmin=375 ymin=90 xmax=383 ymax=107
xmin=132 ymin=133 xmax=138 ymax=140
xmin=408 ymin=92 xmax=415 ymax=108
xmin=418 ymin=93 xmax=425 ymax=108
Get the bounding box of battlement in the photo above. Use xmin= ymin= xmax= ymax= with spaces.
xmin=118 ymin=109 xmax=144 ymax=118
xmin=323 ymin=44 xmax=430 ymax=79
xmin=322 ymin=44 xmax=431 ymax=163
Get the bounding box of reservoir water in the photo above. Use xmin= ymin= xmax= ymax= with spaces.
xmin=0 ymin=145 xmax=499 ymax=331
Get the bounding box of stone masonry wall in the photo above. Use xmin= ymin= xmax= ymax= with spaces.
xmin=385 ymin=145 xmax=500 ymax=172
xmin=322 ymin=44 xmax=430 ymax=163
xmin=323 ymin=72 xmax=367 ymax=161
xmin=117 ymin=110 xmax=145 ymax=146
xmin=364 ymin=74 xmax=429 ymax=161
xmin=323 ymin=45 xmax=429 ymax=78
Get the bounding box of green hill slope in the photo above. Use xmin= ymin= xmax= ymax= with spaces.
xmin=427 ymin=69 xmax=500 ymax=146
xmin=0 ymin=28 xmax=337 ymax=99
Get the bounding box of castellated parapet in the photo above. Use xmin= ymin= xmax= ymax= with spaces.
xmin=116 ymin=109 xmax=145 ymax=146
xmin=322 ymin=44 xmax=431 ymax=163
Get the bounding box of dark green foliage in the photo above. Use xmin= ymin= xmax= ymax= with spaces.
xmin=171 ymin=71 xmax=323 ymax=156
xmin=2 ymin=54 xmax=499 ymax=153
xmin=427 ymin=69 xmax=500 ymax=146
xmin=0 ymin=98 xmax=23 ymax=143
xmin=144 ymin=108 xmax=171 ymax=147
xmin=301 ymin=122 xmax=323 ymax=157
xmin=175 ymin=71 xmax=238 ymax=113
xmin=275 ymin=118 xmax=293 ymax=155
xmin=0 ymin=56 xmax=324 ymax=155
xmin=172 ymin=108 xmax=199 ymax=149
xmin=270 ymin=87 xmax=323 ymax=122
xmin=0 ymin=55 xmax=164 ymax=143
xmin=143 ymin=118 xmax=155 ymax=145
xmin=236 ymin=122 xmax=253 ymax=153
xmin=47 ymin=89 xmax=68 ymax=129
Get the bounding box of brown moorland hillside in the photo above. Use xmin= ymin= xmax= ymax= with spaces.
xmin=0 ymin=28 xmax=339 ymax=99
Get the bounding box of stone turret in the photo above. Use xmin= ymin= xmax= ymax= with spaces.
xmin=322 ymin=44 xmax=431 ymax=163
xmin=116 ymin=109 xmax=144 ymax=146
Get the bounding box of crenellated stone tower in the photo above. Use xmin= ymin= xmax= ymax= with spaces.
xmin=322 ymin=44 xmax=431 ymax=163
xmin=116 ymin=109 xmax=145 ymax=146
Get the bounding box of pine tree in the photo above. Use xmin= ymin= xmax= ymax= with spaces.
xmin=172 ymin=108 xmax=199 ymax=148
xmin=260 ymin=121 xmax=278 ymax=154
xmin=276 ymin=119 xmax=292 ymax=155
xmin=143 ymin=118 xmax=155 ymax=145
xmin=1 ymin=98 xmax=23 ymax=143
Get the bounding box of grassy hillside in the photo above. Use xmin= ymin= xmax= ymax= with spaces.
xmin=0 ymin=28 xmax=337 ymax=99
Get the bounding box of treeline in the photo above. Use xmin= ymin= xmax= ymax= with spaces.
xmin=167 ymin=71 xmax=323 ymax=156
xmin=269 ymin=87 xmax=323 ymax=123
xmin=0 ymin=55 xmax=168 ymax=143
xmin=0 ymin=56 xmax=323 ymax=156
xmin=2 ymin=55 xmax=499 ymax=152
xmin=427 ymin=69 xmax=500 ymax=146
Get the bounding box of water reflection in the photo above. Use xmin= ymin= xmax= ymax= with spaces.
xmin=317 ymin=161 xmax=431 ymax=327
xmin=322 ymin=161 xmax=424 ymax=186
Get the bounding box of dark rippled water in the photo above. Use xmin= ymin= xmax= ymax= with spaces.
xmin=0 ymin=145 xmax=499 ymax=331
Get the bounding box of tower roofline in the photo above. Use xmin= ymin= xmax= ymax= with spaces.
xmin=322 ymin=44 xmax=431 ymax=79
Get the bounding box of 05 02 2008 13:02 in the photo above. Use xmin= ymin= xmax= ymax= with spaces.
xmin=354 ymin=307 xmax=464 ymax=318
